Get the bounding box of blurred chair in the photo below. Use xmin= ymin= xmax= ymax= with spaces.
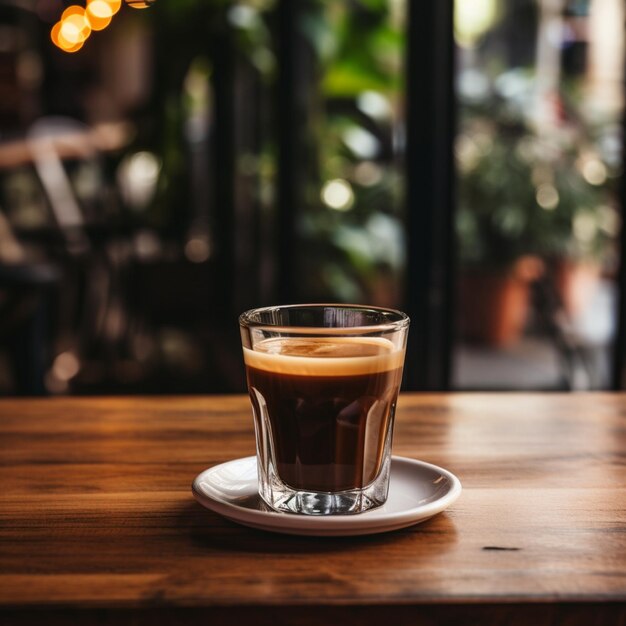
xmin=0 ymin=116 xmax=131 ymax=394
xmin=25 ymin=117 xmax=133 ymax=387
xmin=27 ymin=117 xmax=94 ymax=254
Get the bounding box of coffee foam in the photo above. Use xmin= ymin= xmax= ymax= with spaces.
xmin=243 ymin=337 xmax=404 ymax=376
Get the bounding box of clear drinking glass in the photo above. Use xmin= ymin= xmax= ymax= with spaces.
xmin=239 ymin=304 xmax=409 ymax=515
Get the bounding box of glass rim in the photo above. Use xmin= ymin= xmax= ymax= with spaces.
xmin=239 ymin=303 xmax=410 ymax=333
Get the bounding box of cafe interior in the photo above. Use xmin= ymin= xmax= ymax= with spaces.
xmin=0 ymin=0 xmax=625 ymax=624
xmin=0 ymin=0 xmax=623 ymax=397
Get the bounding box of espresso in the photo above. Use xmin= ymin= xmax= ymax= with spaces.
xmin=244 ymin=337 xmax=404 ymax=492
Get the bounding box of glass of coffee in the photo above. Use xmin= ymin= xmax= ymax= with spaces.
xmin=239 ymin=304 xmax=409 ymax=515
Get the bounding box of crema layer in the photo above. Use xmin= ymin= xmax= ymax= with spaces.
xmin=243 ymin=337 xmax=404 ymax=376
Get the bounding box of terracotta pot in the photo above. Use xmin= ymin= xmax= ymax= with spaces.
xmin=458 ymin=267 xmax=532 ymax=348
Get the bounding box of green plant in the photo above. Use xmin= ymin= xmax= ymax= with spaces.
xmin=456 ymin=95 xmax=618 ymax=269
xmin=297 ymin=0 xmax=405 ymax=304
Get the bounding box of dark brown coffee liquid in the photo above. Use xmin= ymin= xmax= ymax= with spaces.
xmin=246 ymin=364 xmax=403 ymax=492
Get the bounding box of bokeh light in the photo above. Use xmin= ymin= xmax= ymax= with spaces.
xmin=103 ymin=0 xmax=122 ymax=15
xmin=354 ymin=161 xmax=383 ymax=187
xmin=321 ymin=179 xmax=355 ymax=211
xmin=61 ymin=5 xmax=86 ymax=20
xmin=51 ymin=0 xmax=124 ymax=53
xmin=60 ymin=18 xmax=90 ymax=45
xmin=454 ymin=0 xmax=498 ymax=48
xmin=125 ymin=0 xmax=156 ymax=8
xmin=117 ymin=151 xmax=162 ymax=210
xmin=52 ymin=351 xmax=81 ymax=381
xmin=573 ymin=213 xmax=598 ymax=243
xmin=185 ymin=237 xmax=212 ymax=264
xmin=582 ymin=159 xmax=608 ymax=186
xmin=86 ymin=0 xmax=114 ymax=31
xmin=536 ymin=184 xmax=559 ymax=210
xmin=59 ymin=7 xmax=91 ymax=45
xmin=50 ymin=21 xmax=84 ymax=53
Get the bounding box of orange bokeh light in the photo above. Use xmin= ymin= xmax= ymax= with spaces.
xmin=61 ymin=5 xmax=86 ymax=21
xmin=125 ymin=0 xmax=155 ymax=8
xmin=50 ymin=0 xmax=142 ymax=54
xmin=86 ymin=0 xmax=113 ymax=31
xmin=63 ymin=41 xmax=85 ymax=53
xmin=60 ymin=13 xmax=91 ymax=45
xmin=51 ymin=21 xmax=84 ymax=53
xmin=102 ymin=0 xmax=122 ymax=15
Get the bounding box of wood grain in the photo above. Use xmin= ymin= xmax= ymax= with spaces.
xmin=0 ymin=394 xmax=625 ymax=625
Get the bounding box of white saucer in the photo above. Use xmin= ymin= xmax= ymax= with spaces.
xmin=191 ymin=456 xmax=462 ymax=536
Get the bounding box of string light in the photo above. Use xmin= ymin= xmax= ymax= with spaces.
xmin=50 ymin=0 xmax=154 ymax=54
xmin=61 ymin=5 xmax=86 ymax=20
xmin=50 ymin=22 xmax=84 ymax=52
xmin=60 ymin=15 xmax=91 ymax=46
xmin=51 ymin=21 xmax=84 ymax=52
xmin=124 ymin=0 xmax=157 ymax=8
xmin=86 ymin=0 xmax=114 ymax=31
xmin=102 ymin=0 xmax=122 ymax=15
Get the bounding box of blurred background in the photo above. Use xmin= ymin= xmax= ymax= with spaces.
xmin=0 ymin=0 xmax=624 ymax=395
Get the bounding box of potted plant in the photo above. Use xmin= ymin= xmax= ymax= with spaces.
xmin=456 ymin=117 xmax=544 ymax=346
xmin=456 ymin=80 xmax=619 ymax=344
xmin=529 ymin=141 xmax=617 ymax=318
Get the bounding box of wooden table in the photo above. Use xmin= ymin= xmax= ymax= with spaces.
xmin=1 ymin=394 xmax=625 ymax=625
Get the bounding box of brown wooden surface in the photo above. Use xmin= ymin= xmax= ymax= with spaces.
xmin=1 ymin=394 xmax=625 ymax=625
